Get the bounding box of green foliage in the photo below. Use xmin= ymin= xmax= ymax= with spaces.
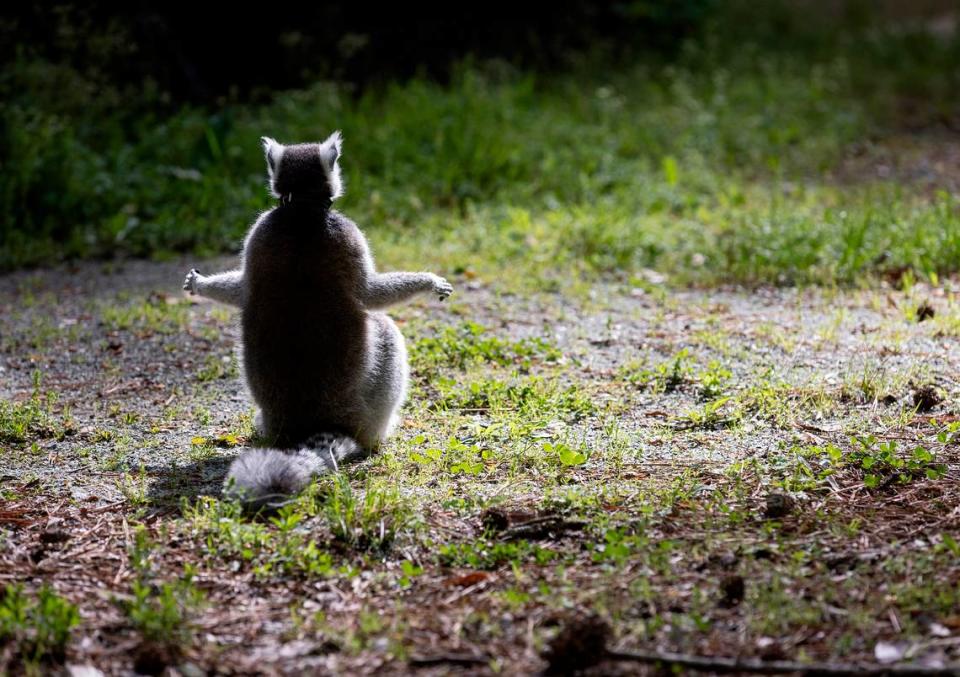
xmin=398 ymin=560 xmax=423 ymax=588
xmin=429 ymin=376 xmax=594 ymax=420
xmin=0 ymin=371 xmax=68 ymax=445
xmin=620 ymin=349 xmax=693 ymax=393
xmin=196 ymin=354 xmax=239 ymax=382
xmin=679 ymin=396 xmax=735 ymax=430
xmin=408 ymin=437 xmax=492 ymax=476
xmin=411 ymin=322 xmax=561 ymax=375
xmin=4 ymin=26 xmax=960 ymax=285
xmin=438 ymin=538 xmax=557 ymax=570
xmin=121 ymin=526 xmax=206 ymax=649
xmin=545 ymin=442 xmax=589 ymax=467
xmin=774 ymin=437 xmax=947 ymax=493
xmin=0 ymin=585 xmax=80 ymax=666
xmin=698 ymin=360 xmax=732 ymax=401
xmin=99 ymin=295 xmax=190 ymax=335
xmin=180 ymin=496 xmax=335 ymax=578
xmin=126 ymin=574 xmax=205 ymax=648
xmin=849 ymin=435 xmax=947 ymax=488
xmin=181 ymin=476 xmax=409 ymax=578
xmin=590 ymin=528 xmax=675 ymax=572
xmin=321 ymin=475 xmax=408 ymax=551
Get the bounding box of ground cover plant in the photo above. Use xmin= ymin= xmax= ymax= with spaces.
xmin=2 ymin=3 xmax=960 ymax=674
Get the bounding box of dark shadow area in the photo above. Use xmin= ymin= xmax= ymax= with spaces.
xmin=145 ymin=455 xmax=233 ymax=510
xmin=2 ymin=1 xmax=718 ymax=102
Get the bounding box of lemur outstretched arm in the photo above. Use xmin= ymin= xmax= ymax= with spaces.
xmin=183 ymin=269 xmax=246 ymax=307
xmin=360 ymin=271 xmax=453 ymax=310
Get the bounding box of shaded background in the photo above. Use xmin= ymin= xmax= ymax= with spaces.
xmin=4 ymin=1 xmax=722 ymax=102
xmin=2 ymin=1 xmax=959 ymax=277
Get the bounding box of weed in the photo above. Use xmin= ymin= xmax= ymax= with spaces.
xmin=126 ymin=574 xmax=205 ymax=649
xmin=196 ymin=354 xmax=238 ymax=382
xmin=438 ymin=539 xmax=557 ymax=570
xmin=411 ymin=322 xmax=561 ymax=375
xmin=119 ymin=464 xmax=150 ymax=507
xmin=545 ymin=442 xmax=590 ymax=468
xmin=0 ymin=371 xmax=69 ymax=445
xmin=0 ymin=584 xmax=80 ymax=666
xmin=698 ymin=360 xmax=732 ymax=401
xmin=121 ymin=526 xmax=206 ymax=651
xmin=678 ymin=397 xmax=736 ymax=430
xmin=321 ymin=475 xmax=408 ymax=551
xmin=100 ymin=296 xmax=189 ymax=335
xmin=619 ymin=349 xmax=694 ymax=393
xmin=849 ymin=435 xmax=946 ymax=488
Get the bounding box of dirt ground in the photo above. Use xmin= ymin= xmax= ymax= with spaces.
xmin=1 ymin=254 xmax=959 ymax=675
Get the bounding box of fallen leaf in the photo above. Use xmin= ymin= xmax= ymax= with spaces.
xmin=875 ymin=640 xmax=906 ymax=664
xmin=444 ymin=572 xmax=489 ymax=587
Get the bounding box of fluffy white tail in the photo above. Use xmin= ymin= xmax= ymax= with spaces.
xmin=223 ymin=432 xmax=363 ymax=511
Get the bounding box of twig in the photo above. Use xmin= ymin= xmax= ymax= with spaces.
xmin=499 ymin=516 xmax=586 ymax=541
xmin=605 ymin=648 xmax=957 ymax=675
xmin=409 ymin=652 xmax=490 ymax=668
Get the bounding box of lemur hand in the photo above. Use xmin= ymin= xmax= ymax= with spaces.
xmin=431 ymin=275 xmax=454 ymax=301
xmin=183 ymin=269 xmax=202 ymax=295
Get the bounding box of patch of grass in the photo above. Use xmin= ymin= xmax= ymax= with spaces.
xmin=748 ymin=574 xmax=825 ymax=637
xmin=411 ymin=321 xmax=561 ymax=376
xmin=732 ymin=376 xmax=829 ymax=427
xmin=119 ymin=526 xmax=206 ymax=654
xmin=125 ymin=574 xmax=205 ymax=650
xmin=100 ymin=295 xmax=190 ymax=335
xmin=590 ymin=528 xmax=675 ymax=572
xmin=407 ymin=436 xmax=495 ymax=476
xmin=319 ymin=475 xmax=409 ymax=552
xmin=119 ymin=464 xmax=150 ymax=507
xmin=769 ymin=434 xmax=948 ymax=494
xmin=196 ymin=353 xmax=239 ymax=382
xmin=0 ymin=584 xmax=80 ymax=668
xmin=428 ymin=375 xmax=594 ymax=421
xmin=619 ymin=349 xmax=694 ymax=393
xmin=438 ymin=538 xmax=558 ymax=570
xmin=848 ymin=435 xmax=947 ymax=488
xmin=839 ymin=359 xmax=912 ymax=405
xmin=677 ymin=396 xmax=737 ymax=431
xmin=181 ymin=494 xmax=349 ymax=578
xmin=0 ymin=372 xmax=70 ymax=445
xmin=99 ymin=434 xmax=134 ymax=471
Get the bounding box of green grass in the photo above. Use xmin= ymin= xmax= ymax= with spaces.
xmin=0 ymin=371 xmax=71 ymax=446
xmin=122 ymin=527 xmax=206 ymax=651
xmin=0 ymin=584 xmax=80 ymax=668
xmin=3 ymin=24 xmax=959 ymax=286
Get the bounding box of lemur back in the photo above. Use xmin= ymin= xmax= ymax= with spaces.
xmin=182 ymin=131 xmax=453 ymax=511
xmin=243 ymin=207 xmax=367 ymax=446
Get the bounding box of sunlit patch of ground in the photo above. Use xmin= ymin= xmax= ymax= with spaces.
xmin=2 ymin=258 xmax=958 ymax=674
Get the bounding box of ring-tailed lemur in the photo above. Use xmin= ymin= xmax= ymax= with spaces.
xmin=183 ymin=131 xmax=453 ymax=510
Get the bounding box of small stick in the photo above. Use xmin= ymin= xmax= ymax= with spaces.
xmin=409 ymin=653 xmax=490 ymax=667
xmin=605 ymin=648 xmax=957 ymax=676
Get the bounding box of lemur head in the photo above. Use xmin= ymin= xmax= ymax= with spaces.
xmin=261 ymin=131 xmax=343 ymax=203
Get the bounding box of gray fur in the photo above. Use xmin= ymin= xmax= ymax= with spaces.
xmin=222 ymin=434 xmax=365 ymax=511
xmin=184 ymin=132 xmax=452 ymax=510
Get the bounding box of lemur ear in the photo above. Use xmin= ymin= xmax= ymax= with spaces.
xmin=318 ymin=131 xmax=344 ymax=200
xmin=261 ymin=136 xmax=284 ymax=178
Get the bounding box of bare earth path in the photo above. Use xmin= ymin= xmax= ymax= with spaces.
xmin=1 ymin=258 xmax=959 ymax=674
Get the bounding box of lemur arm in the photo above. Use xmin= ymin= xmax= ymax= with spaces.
xmin=183 ymin=268 xmax=246 ymax=307
xmin=361 ymin=271 xmax=453 ymax=310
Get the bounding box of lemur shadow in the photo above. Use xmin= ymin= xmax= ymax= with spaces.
xmin=145 ymin=455 xmax=233 ymax=512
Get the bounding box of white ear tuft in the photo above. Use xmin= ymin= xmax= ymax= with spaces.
xmin=261 ymin=136 xmax=284 ymax=178
xmin=318 ymin=130 xmax=343 ymax=200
